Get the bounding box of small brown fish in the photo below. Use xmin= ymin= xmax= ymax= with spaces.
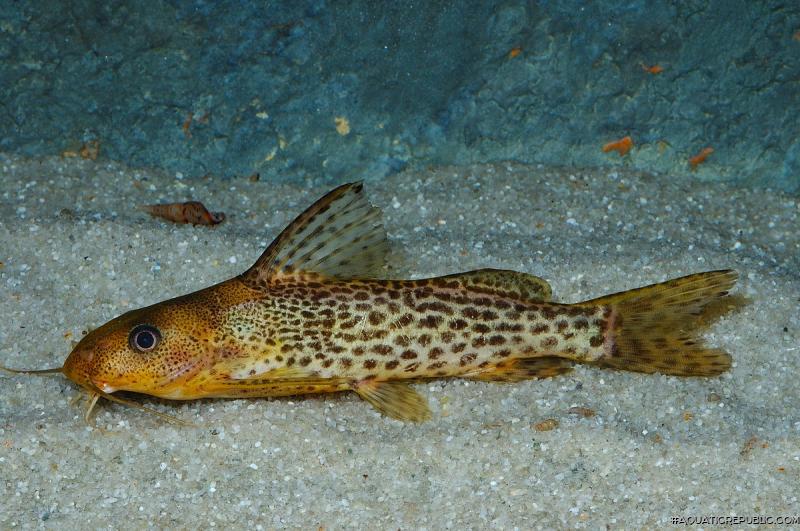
xmin=140 ymin=201 xmax=225 ymax=226
xmin=3 ymin=183 xmax=739 ymax=423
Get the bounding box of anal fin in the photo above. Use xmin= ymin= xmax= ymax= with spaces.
xmin=468 ymin=356 xmax=574 ymax=382
xmin=353 ymin=380 xmax=432 ymax=422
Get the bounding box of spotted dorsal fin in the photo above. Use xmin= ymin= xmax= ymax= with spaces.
xmin=241 ymin=182 xmax=389 ymax=288
xmin=434 ymin=269 xmax=552 ymax=302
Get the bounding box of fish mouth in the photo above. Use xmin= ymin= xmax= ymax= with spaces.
xmin=92 ymin=380 xmax=117 ymax=394
xmin=61 ymin=363 xmax=189 ymax=425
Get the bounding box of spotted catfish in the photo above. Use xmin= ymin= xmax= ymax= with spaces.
xmin=3 ymin=183 xmax=739 ymax=422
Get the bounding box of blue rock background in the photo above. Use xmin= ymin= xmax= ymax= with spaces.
xmin=1 ymin=0 xmax=799 ymax=191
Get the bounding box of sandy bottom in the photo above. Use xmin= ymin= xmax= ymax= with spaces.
xmin=1 ymin=154 xmax=798 ymax=528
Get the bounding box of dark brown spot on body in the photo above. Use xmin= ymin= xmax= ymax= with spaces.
xmin=541 ymin=337 xmax=558 ymax=348
xmin=417 ymin=302 xmax=454 ymax=315
xmin=473 ymin=323 xmax=491 ymax=334
xmin=394 ymin=336 xmax=410 ymax=347
xmin=392 ymin=314 xmax=415 ymax=329
xmin=428 ymin=347 xmax=444 ymax=359
xmin=488 ymin=335 xmax=506 ymax=346
xmin=371 ymin=345 xmax=393 ymax=356
xmin=474 ymin=297 xmax=492 ymax=307
xmin=449 ymin=319 xmax=468 ymax=331
xmin=531 ymin=323 xmax=549 ymax=334
xmin=420 ymin=315 xmax=443 ymax=328
xmin=460 ymin=353 xmax=477 ymax=366
xmin=368 ymin=311 xmax=385 ymax=325
xmin=463 ymin=307 xmax=480 ymax=319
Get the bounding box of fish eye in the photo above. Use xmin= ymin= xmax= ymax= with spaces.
xmin=129 ymin=324 xmax=161 ymax=353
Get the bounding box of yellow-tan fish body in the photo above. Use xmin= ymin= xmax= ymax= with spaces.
xmin=7 ymin=183 xmax=738 ymax=422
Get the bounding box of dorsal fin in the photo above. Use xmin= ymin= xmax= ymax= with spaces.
xmin=241 ymin=182 xmax=389 ymax=288
xmin=435 ymin=269 xmax=552 ymax=302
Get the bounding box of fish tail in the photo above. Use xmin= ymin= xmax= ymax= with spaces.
xmin=587 ymin=270 xmax=738 ymax=376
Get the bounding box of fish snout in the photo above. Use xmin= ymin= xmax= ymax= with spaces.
xmin=62 ymin=342 xmax=101 ymax=392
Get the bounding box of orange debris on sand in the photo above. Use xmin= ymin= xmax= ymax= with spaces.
xmin=640 ymin=63 xmax=664 ymax=74
xmin=602 ymin=136 xmax=634 ymax=156
xmin=689 ymin=146 xmax=714 ymax=169
xmin=793 ymin=30 xmax=800 ymax=41
xmin=140 ymin=201 xmax=225 ymax=226
xmin=534 ymin=419 xmax=559 ymax=432
xmin=79 ymin=140 xmax=100 ymax=160
xmin=508 ymin=47 xmax=522 ymax=59
xmin=568 ymin=406 xmax=596 ymax=418
xmin=182 ymin=112 xmax=194 ymax=139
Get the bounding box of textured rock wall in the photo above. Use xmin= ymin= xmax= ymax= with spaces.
xmin=2 ymin=1 xmax=798 ymax=190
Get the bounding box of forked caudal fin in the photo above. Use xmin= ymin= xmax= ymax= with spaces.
xmin=585 ymin=270 xmax=739 ymax=376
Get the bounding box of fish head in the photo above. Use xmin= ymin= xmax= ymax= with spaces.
xmin=62 ymin=293 xmax=217 ymax=398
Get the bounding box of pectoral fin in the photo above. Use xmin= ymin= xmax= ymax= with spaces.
xmin=353 ymin=380 xmax=432 ymax=422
